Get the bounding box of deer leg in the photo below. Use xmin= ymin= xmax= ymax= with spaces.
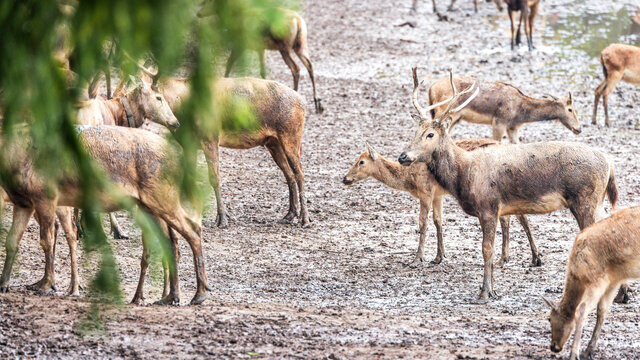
xmin=294 ymin=48 xmax=323 ymax=114
xmin=56 ymin=207 xmax=80 ymax=296
xmin=282 ymin=142 xmax=309 ymax=227
xmin=0 ymin=206 xmax=34 ymax=293
xmin=528 ymin=2 xmax=538 ymax=50
xmin=479 ymin=214 xmax=498 ymax=299
xmin=258 ymin=49 xmax=268 ymax=79
xmin=30 ymin=204 xmax=58 ymax=295
xmin=515 ymin=214 xmax=540 ymax=266
xmin=508 ymin=10 xmax=516 ymax=50
xmin=432 ymin=194 xmax=445 ymax=264
xmin=266 ymin=143 xmax=299 ymax=224
xmin=516 ymin=12 xmax=524 ymax=46
xmin=224 ymin=49 xmax=240 ymax=77
xmin=131 ymin=226 xmax=152 ymax=305
xmin=601 ymin=72 xmax=623 ymax=128
xmin=447 ymin=0 xmax=456 ymax=11
xmin=431 ymin=0 xmax=437 ymax=13
xmin=496 ymin=216 xmax=510 ymax=267
xmin=474 ymin=0 xmax=478 ymax=13
xmin=592 ymin=80 xmax=607 ymax=125
xmin=569 ymin=303 xmax=587 ymax=360
xmin=109 ymin=212 xmax=129 ymax=239
xmin=506 ymin=127 xmax=519 ymax=144
xmin=492 ymin=123 xmax=507 ymax=143
xmin=410 ymin=0 xmax=418 ymax=12
xmin=614 ymin=283 xmax=631 ymax=304
xmin=161 ymin=209 xmax=206 ymax=305
xmin=410 ymin=200 xmax=430 ymax=268
xmin=203 ymin=140 xmax=228 ymax=228
xmin=280 ymin=50 xmax=300 ymax=91
xmin=583 ymin=285 xmax=618 ymax=358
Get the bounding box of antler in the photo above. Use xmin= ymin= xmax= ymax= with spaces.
xmin=122 ymin=51 xmax=159 ymax=82
xmin=411 ymin=67 xmax=457 ymax=120
xmin=436 ymin=71 xmax=478 ymax=123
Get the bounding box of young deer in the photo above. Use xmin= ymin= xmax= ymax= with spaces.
xmin=343 ymin=141 xmax=540 ymax=267
xmin=428 ymin=75 xmax=581 ymax=143
xmin=544 ymin=206 xmax=640 ymax=360
xmin=0 ymin=126 xmax=207 ymax=305
xmin=592 ymin=43 xmax=640 ymax=127
xmin=504 ymin=0 xmax=539 ymax=51
xmin=138 ymin=73 xmax=309 ymax=228
xmin=398 ymin=68 xmax=618 ymax=300
xmin=199 ymin=6 xmax=322 ymax=114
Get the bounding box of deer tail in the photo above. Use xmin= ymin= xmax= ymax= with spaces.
xmin=606 ymin=165 xmax=618 ymax=212
xmin=293 ymin=15 xmax=307 ymax=55
xmin=600 ymin=53 xmax=608 ymax=80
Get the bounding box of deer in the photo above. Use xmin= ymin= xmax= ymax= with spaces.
xmin=411 ymin=0 xmax=503 ymax=14
xmin=398 ymin=68 xmax=618 ymax=300
xmin=198 ymin=6 xmax=323 ymax=114
xmin=132 ymin=69 xmax=309 ymax=228
xmin=592 ymin=43 xmax=640 ymax=127
xmin=427 ymin=75 xmax=581 ymax=143
xmin=504 ymin=0 xmax=539 ymax=51
xmin=0 ymin=125 xmax=207 ymax=305
xmin=544 ymin=206 xmax=640 ymax=360
xmin=343 ymin=140 xmax=540 ymax=268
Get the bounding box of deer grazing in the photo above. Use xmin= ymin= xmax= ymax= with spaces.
xmin=504 ymin=0 xmax=539 ymax=51
xmin=0 ymin=126 xmax=207 ymax=305
xmin=427 ymin=75 xmax=581 ymax=143
xmin=137 ymin=72 xmax=309 ymax=228
xmin=592 ymin=43 xmax=640 ymax=127
xmin=398 ymin=68 xmax=618 ymax=299
xmin=199 ymin=6 xmax=323 ymax=114
xmin=544 ymin=206 xmax=640 ymax=360
xmin=343 ymin=140 xmax=540 ymax=267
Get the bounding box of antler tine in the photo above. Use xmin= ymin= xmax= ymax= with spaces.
xmin=449 ymin=70 xmax=457 ymax=96
xmin=439 ymin=78 xmax=477 ymax=120
xmin=452 ymin=83 xmax=479 ymax=112
xmin=123 ymin=51 xmax=158 ymax=78
xmin=412 ymin=67 xmax=427 ymax=119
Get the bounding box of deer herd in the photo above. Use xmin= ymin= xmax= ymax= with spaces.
xmin=1 ymin=2 xmax=640 ymax=359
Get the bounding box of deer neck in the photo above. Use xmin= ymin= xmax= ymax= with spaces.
xmin=558 ymin=273 xmax=587 ymax=320
xmin=121 ymin=91 xmax=144 ymax=128
xmin=372 ymin=156 xmax=413 ymax=192
xmin=519 ymin=98 xmax=563 ymax=125
xmin=427 ymin=137 xmax=469 ymax=198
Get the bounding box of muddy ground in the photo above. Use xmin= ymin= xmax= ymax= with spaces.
xmin=2 ymin=0 xmax=640 ymax=359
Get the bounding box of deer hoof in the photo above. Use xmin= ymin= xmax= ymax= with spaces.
xmin=533 ymin=257 xmax=542 ymax=267
xmin=299 ymin=217 xmax=312 ymax=228
xmin=314 ymin=99 xmax=324 ymax=114
xmin=0 ymin=285 xmax=9 ymax=293
xmin=496 ymin=256 xmax=509 ymax=268
xmin=68 ymin=289 xmax=80 ymax=297
xmin=112 ymin=227 xmax=129 ymax=240
xmin=190 ymin=293 xmax=208 ymax=305
xmin=216 ymin=214 xmax=229 ymax=228
xmin=478 ymin=289 xmax=498 ymax=300
xmin=408 ymin=257 xmax=424 ymax=268
xmin=279 ymin=213 xmax=297 ymax=224
xmin=155 ymin=294 xmax=180 ymax=306
xmin=131 ymin=294 xmax=144 ymax=305
xmin=28 ymin=279 xmax=56 ymax=295
xmin=430 ymin=256 xmax=443 ymax=265
xmin=614 ymin=287 xmax=631 ymax=304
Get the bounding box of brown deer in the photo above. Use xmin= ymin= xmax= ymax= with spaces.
xmin=135 ymin=72 xmax=309 ymax=228
xmin=544 ymin=206 xmax=640 ymax=360
xmin=198 ymin=6 xmax=323 ymax=114
xmin=504 ymin=0 xmax=539 ymax=51
xmin=411 ymin=0 xmax=503 ymax=13
xmin=398 ymin=68 xmax=618 ymax=300
xmin=343 ymin=141 xmax=540 ymax=267
xmin=592 ymin=43 xmax=640 ymax=127
xmin=0 ymin=126 xmax=207 ymax=305
xmin=428 ymin=75 xmax=581 ymax=143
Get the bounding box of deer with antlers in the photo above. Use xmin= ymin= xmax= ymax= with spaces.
xmin=198 ymin=6 xmax=323 ymax=114
xmin=544 ymin=206 xmax=640 ymax=360
xmin=427 ymin=75 xmax=581 ymax=143
xmin=398 ymin=68 xmax=618 ymax=299
xmin=592 ymin=43 xmax=640 ymax=127
xmin=343 ymin=141 xmax=540 ymax=267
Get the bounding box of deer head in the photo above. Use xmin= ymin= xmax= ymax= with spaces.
xmin=543 ymin=296 xmax=584 ymax=354
xmin=342 ymin=142 xmax=380 ymax=185
xmin=544 ymin=92 xmax=581 ymax=135
xmin=398 ymin=68 xmax=478 ymax=166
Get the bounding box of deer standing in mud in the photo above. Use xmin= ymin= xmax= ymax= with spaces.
xmin=504 ymin=0 xmax=539 ymax=51
xmin=428 ymin=75 xmax=581 ymax=143
xmin=544 ymin=206 xmax=640 ymax=360
xmin=343 ymin=141 xmax=540 ymax=267
xmin=398 ymin=68 xmax=618 ymax=300
xmin=199 ymin=6 xmax=323 ymax=114
xmin=0 ymin=125 xmax=207 ymax=305
xmin=135 ymin=70 xmax=310 ymax=228
xmin=592 ymin=44 xmax=640 ymax=127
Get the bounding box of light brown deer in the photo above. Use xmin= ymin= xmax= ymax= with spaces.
xmin=428 ymin=75 xmax=581 ymax=143
xmin=199 ymin=6 xmax=323 ymax=114
xmin=592 ymin=44 xmax=640 ymax=127
xmin=504 ymin=0 xmax=539 ymax=51
xmin=343 ymin=141 xmax=540 ymax=267
xmin=398 ymin=68 xmax=618 ymax=300
xmin=411 ymin=0 xmax=503 ymax=13
xmin=0 ymin=126 xmax=207 ymax=305
xmin=544 ymin=206 xmax=640 ymax=360
xmin=136 ymin=73 xmax=309 ymax=228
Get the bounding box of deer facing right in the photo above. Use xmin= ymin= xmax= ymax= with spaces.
xmin=544 ymin=206 xmax=640 ymax=360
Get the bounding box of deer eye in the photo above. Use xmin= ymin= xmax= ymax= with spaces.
xmin=156 ymin=96 xmax=162 ymax=101
xmin=568 ymin=108 xmax=573 ymax=112
xmin=359 ymin=160 xmax=365 ymax=165
xmin=426 ymin=133 xmax=434 ymax=138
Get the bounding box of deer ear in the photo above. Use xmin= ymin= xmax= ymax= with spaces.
xmin=568 ymin=92 xmax=573 ymax=104
xmin=365 ymin=142 xmax=378 ymax=161
xmin=411 ymin=113 xmax=423 ymax=124
xmin=542 ymin=296 xmax=558 ymax=311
